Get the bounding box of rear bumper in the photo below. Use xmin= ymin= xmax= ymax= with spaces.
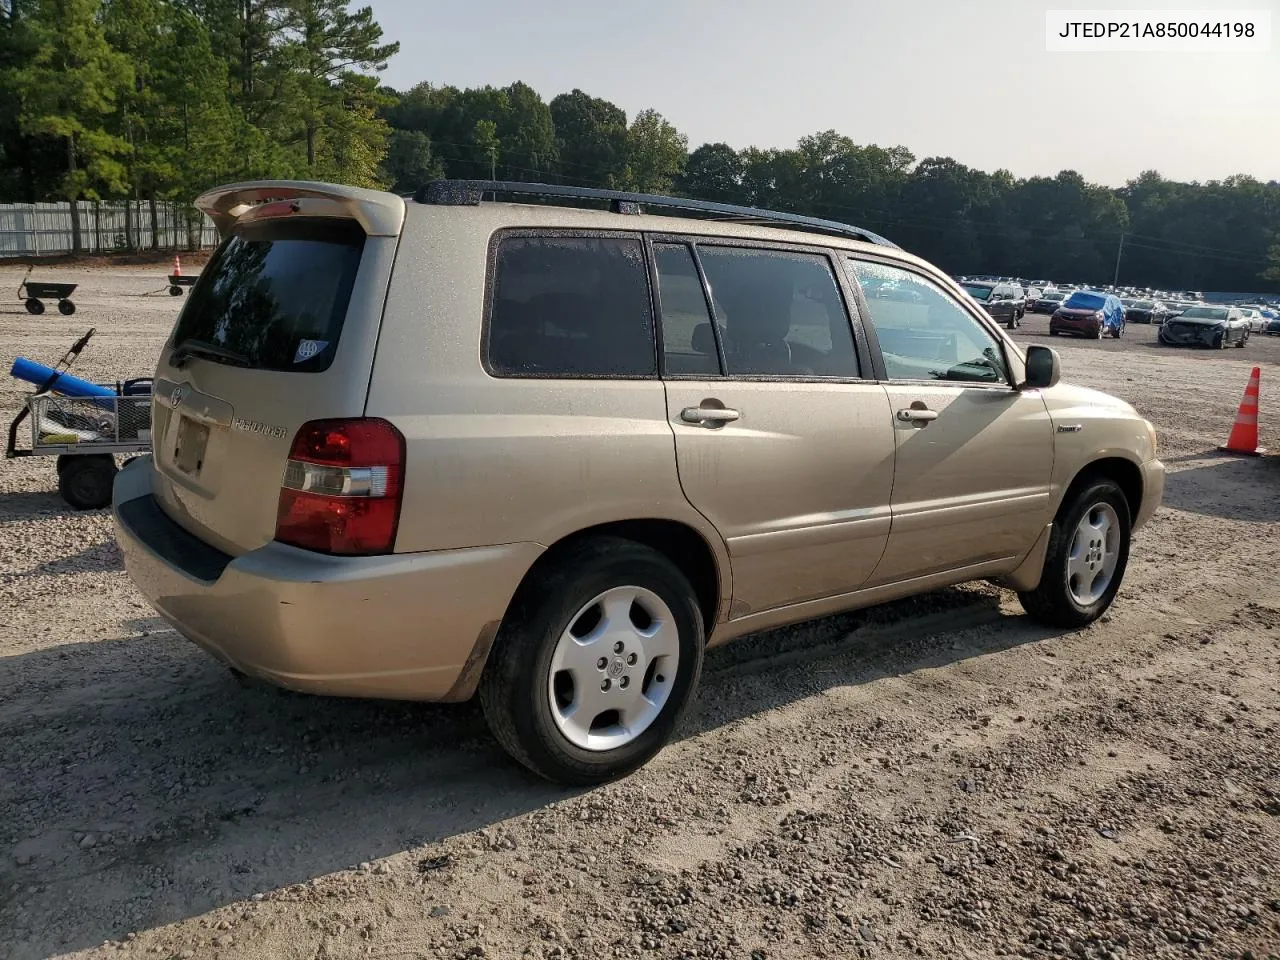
xmin=112 ymin=457 xmax=542 ymax=701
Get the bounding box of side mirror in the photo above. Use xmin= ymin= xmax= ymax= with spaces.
xmin=1022 ymin=344 xmax=1060 ymax=389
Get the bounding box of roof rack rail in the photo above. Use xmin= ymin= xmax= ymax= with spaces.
xmin=413 ymin=179 xmax=899 ymax=249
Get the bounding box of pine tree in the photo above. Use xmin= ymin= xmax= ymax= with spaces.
xmin=7 ymin=0 xmax=132 ymax=249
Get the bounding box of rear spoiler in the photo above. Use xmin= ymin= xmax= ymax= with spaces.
xmin=195 ymin=180 xmax=406 ymax=239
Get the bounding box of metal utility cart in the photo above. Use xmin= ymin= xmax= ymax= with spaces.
xmin=18 ymin=265 xmax=77 ymax=315
xmin=6 ymin=329 xmax=152 ymax=509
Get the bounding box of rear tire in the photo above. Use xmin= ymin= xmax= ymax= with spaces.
xmin=57 ymin=455 xmax=117 ymax=510
xmin=24 ymin=298 xmax=44 ymax=315
xmin=479 ymin=536 xmax=705 ymax=785
xmin=57 ymin=299 xmax=75 ymax=315
xmin=169 ymin=285 xmax=183 ymax=297
xmin=1019 ymin=478 xmax=1131 ymax=629
xmin=1236 ymin=331 xmax=1247 ymax=348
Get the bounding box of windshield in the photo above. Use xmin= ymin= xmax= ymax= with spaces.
xmin=1180 ymin=306 xmax=1228 ymax=320
xmin=1134 ymin=300 xmax=1154 ymax=309
xmin=961 ymin=284 xmax=994 ymax=301
xmin=1043 ymin=291 xmax=1066 ymax=300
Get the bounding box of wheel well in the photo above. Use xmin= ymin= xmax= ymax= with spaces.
xmin=1062 ymin=457 xmax=1143 ymax=523
xmin=521 ymin=520 xmax=722 ymax=631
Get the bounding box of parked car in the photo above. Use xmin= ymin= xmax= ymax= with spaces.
xmin=961 ymin=280 xmax=1025 ymax=329
xmin=111 ymin=179 xmax=1165 ymax=785
xmin=1031 ymin=290 xmax=1069 ymax=314
xmin=1158 ymin=305 xmax=1250 ymax=348
xmin=1236 ymin=307 xmax=1267 ymax=333
xmin=1164 ymin=300 xmax=1194 ymax=322
xmin=1050 ymin=291 xmax=1126 ymax=339
xmin=1125 ymin=299 xmax=1169 ymax=325
xmin=1264 ymin=316 xmax=1280 ymax=336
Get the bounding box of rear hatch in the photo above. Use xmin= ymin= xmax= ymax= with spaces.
xmin=149 ymin=182 xmax=405 ymax=556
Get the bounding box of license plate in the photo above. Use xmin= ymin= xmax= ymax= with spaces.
xmin=174 ymin=416 xmax=210 ymax=475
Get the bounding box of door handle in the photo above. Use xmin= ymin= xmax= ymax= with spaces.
xmin=681 ymin=405 xmax=740 ymax=426
xmin=896 ymin=407 xmax=939 ymax=423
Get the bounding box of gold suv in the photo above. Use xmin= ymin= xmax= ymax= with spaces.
xmin=112 ymin=180 xmax=1164 ymax=784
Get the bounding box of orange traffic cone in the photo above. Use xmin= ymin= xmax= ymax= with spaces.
xmin=172 ymin=255 xmax=181 ymax=277
xmin=1219 ymin=366 xmax=1265 ymax=456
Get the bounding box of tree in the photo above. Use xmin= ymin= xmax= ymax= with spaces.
xmin=678 ymin=142 xmax=743 ymax=202
xmin=549 ymin=89 xmax=627 ymax=187
xmin=472 ymin=118 xmax=498 ymax=181
xmin=6 ymin=0 xmax=133 ymax=250
xmin=620 ymin=109 xmax=686 ymax=194
xmin=274 ymin=0 xmax=398 ymax=171
xmin=495 ymin=81 xmax=556 ymax=181
xmin=1264 ymin=243 xmax=1280 ymax=284
xmin=382 ymin=128 xmax=442 ymax=193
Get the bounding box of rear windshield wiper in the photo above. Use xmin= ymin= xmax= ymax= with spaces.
xmin=170 ymin=339 xmax=251 ymax=369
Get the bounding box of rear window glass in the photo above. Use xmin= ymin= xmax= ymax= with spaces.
xmin=171 ymin=218 xmax=365 ymax=372
xmin=487 ymin=235 xmax=656 ymax=377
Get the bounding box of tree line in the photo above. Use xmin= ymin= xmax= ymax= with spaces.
xmin=1 ymin=0 xmax=1277 ymax=291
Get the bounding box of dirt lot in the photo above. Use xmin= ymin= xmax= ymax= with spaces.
xmin=1 ymin=267 xmax=1278 ymax=960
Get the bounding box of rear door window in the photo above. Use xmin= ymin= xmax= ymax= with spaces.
xmin=695 ymin=246 xmax=859 ymax=378
xmin=171 ymin=218 xmax=365 ymax=372
xmin=487 ymin=235 xmax=656 ymax=377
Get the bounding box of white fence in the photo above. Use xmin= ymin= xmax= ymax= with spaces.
xmin=0 ymin=201 xmax=219 ymax=257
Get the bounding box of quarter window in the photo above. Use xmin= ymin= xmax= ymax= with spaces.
xmin=850 ymin=259 xmax=1009 ymax=385
xmin=695 ymin=246 xmax=859 ymax=378
xmin=488 ymin=235 xmax=656 ymax=377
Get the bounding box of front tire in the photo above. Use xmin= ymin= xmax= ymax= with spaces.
xmin=479 ymin=537 xmax=705 ymax=785
xmin=1019 ymin=478 xmax=1131 ymax=628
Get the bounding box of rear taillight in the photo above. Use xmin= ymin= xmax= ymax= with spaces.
xmin=274 ymin=418 xmax=405 ymax=555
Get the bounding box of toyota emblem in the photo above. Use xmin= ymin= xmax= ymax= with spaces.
xmin=170 ymin=387 xmax=185 ymax=408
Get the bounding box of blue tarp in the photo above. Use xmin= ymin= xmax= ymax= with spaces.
xmin=1063 ymin=291 xmax=1125 ymax=331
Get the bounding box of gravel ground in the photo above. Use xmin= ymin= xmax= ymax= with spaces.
xmin=1 ymin=266 xmax=1278 ymax=960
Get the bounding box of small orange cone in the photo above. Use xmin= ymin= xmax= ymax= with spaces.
xmin=1219 ymin=366 xmax=1265 ymax=456
xmin=172 ymin=255 xmax=181 ymax=277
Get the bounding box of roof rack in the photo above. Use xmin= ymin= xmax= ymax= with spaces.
xmin=413 ymin=180 xmax=899 ymax=249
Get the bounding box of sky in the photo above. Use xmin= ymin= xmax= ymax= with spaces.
xmin=372 ymin=0 xmax=1280 ymax=188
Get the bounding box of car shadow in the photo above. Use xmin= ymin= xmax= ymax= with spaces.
xmin=1161 ymin=452 xmax=1280 ymax=522
xmin=0 ymin=584 xmax=1056 ymax=958
xmin=0 ymin=489 xmax=76 ymax=523
xmin=4 ymin=537 xmax=123 ymax=579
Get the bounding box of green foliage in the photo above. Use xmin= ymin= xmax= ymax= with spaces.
xmin=382 ymin=128 xmax=443 ymax=193
xmin=1264 ymin=244 xmax=1280 ymax=284
xmin=0 ymin=0 xmax=400 ymax=205
xmin=549 ymin=89 xmax=627 ymax=187
xmin=5 ymin=0 xmax=133 ymax=203
xmin=273 ymin=0 xmax=398 ymax=174
xmin=619 ymin=109 xmax=686 ymax=194
xmin=678 ymin=142 xmax=743 ymax=202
